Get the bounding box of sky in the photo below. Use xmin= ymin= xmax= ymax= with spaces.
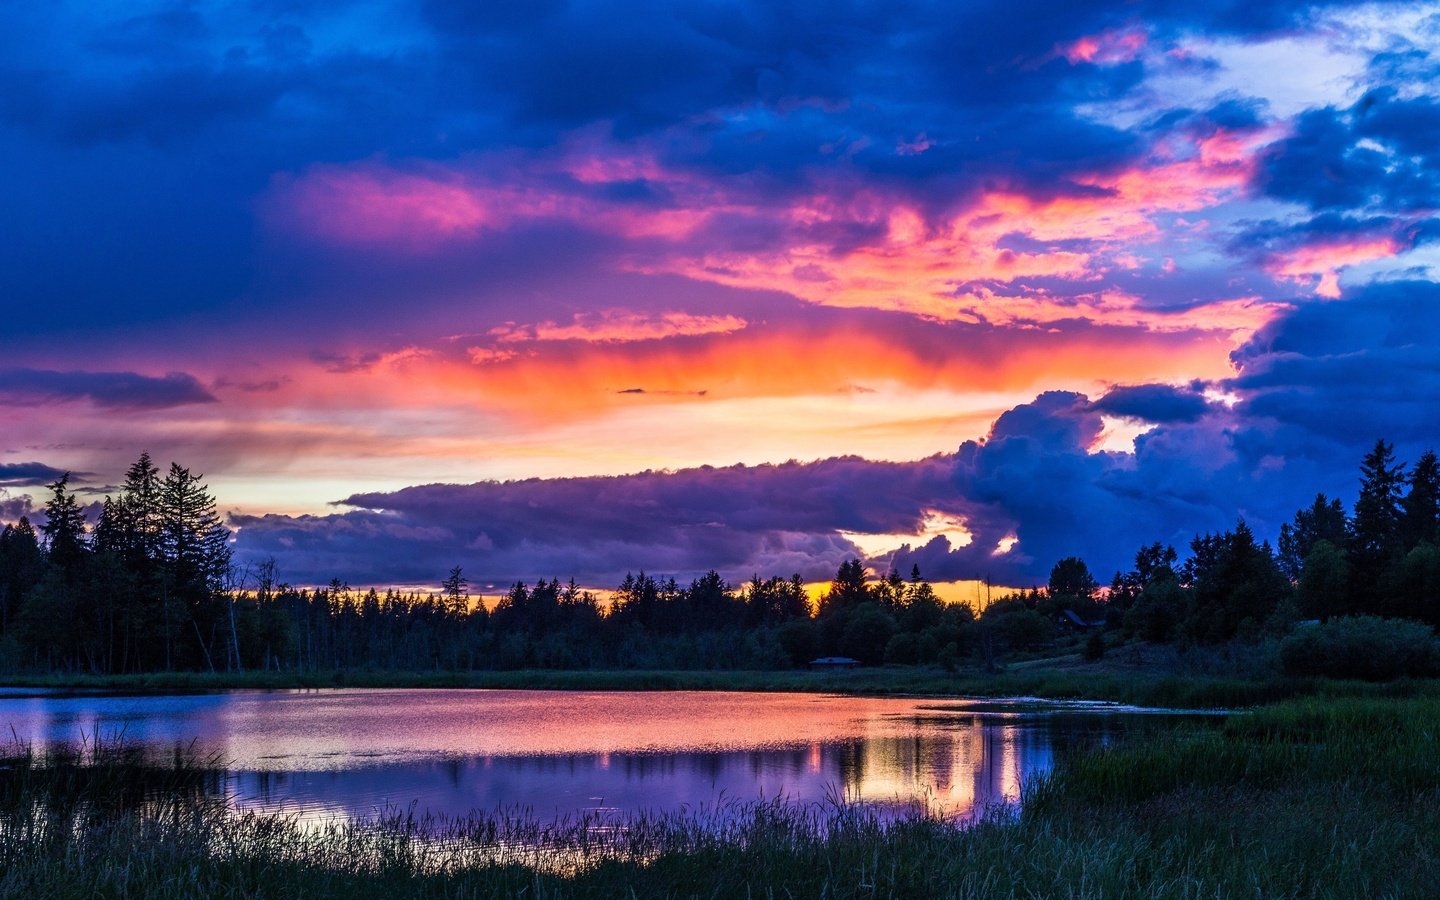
xmin=2 ymin=0 xmax=1439 ymax=592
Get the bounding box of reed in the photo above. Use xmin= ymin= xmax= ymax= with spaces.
xmin=3 ymin=696 xmax=1440 ymax=896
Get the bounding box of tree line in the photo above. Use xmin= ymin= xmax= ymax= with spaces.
xmin=0 ymin=440 xmax=1436 ymax=674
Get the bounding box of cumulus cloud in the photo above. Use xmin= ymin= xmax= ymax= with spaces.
xmin=7 ymin=0 xmax=1440 ymax=592
xmin=236 ymin=279 xmax=1440 ymax=589
xmin=1091 ymin=383 xmax=1211 ymax=423
xmin=233 ymin=455 xmax=958 ymax=586
xmin=0 ymin=492 xmax=35 ymax=524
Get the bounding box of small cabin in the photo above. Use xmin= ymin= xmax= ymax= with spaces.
xmin=1055 ymin=609 xmax=1105 ymax=633
xmin=808 ymin=656 xmax=860 ymax=670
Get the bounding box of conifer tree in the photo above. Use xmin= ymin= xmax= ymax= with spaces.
xmin=1278 ymin=494 xmax=1349 ymax=581
xmin=1350 ymin=439 xmax=1406 ymax=609
xmin=1401 ymin=450 xmax=1440 ymax=550
xmin=40 ymin=474 xmax=88 ymax=570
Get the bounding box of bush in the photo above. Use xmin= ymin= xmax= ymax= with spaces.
xmin=1279 ymin=616 xmax=1440 ymax=680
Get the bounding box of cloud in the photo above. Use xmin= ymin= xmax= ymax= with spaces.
xmin=233 ymin=455 xmax=959 ymax=586
xmin=231 ymin=277 xmax=1440 ymax=588
xmin=0 ymin=493 xmax=35 ymax=524
xmin=484 ymin=310 xmax=748 ymax=345
xmin=0 ymin=369 xmax=217 ymax=409
xmin=1091 ymin=383 xmax=1211 ymax=423
xmin=1257 ymin=89 xmax=1440 ymax=213
xmin=0 ymin=462 xmax=70 ymax=487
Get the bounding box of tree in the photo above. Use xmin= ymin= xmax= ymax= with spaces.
xmin=1385 ymin=542 xmax=1440 ymax=626
xmin=1047 ymin=557 xmax=1098 ymax=602
xmin=159 ymin=463 xmax=233 ymax=670
xmin=1350 ymin=439 xmax=1406 ymax=607
xmin=1278 ymin=494 xmax=1349 ymax=582
xmin=819 ymin=559 xmax=870 ymax=614
xmin=0 ymin=518 xmax=43 ymax=635
xmin=442 ymin=566 xmax=469 ymax=616
xmin=1297 ymin=540 xmax=1350 ymax=620
xmin=40 ymin=474 xmax=88 ymax=570
xmin=1401 ymin=450 xmax=1440 ymax=550
xmin=1183 ymin=521 xmax=1290 ymax=642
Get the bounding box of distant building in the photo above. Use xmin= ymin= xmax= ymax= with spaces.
xmin=808 ymin=656 xmax=860 ymax=670
xmin=1055 ymin=609 xmax=1105 ymax=633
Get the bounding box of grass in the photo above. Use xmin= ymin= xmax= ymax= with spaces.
xmin=8 ymin=664 xmax=1440 ymax=709
xmin=3 ymin=695 xmax=1440 ymax=897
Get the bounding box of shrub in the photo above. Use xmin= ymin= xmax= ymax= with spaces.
xmin=1279 ymin=616 xmax=1439 ymax=680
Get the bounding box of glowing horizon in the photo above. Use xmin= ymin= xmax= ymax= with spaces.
xmin=3 ymin=0 xmax=1439 ymax=590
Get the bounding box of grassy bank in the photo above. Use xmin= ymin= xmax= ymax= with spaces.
xmin=7 ymin=664 xmax=1440 ymax=709
xmin=3 ymin=695 xmax=1439 ymax=897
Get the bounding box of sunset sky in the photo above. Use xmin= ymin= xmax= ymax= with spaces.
xmin=3 ymin=0 xmax=1439 ymax=591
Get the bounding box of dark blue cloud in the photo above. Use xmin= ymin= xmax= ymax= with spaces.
xmin=234 ymin=455 xmax=958 ymax=585
xmin=1092 ymin=383 xmax=1211 ymax=423
xmin=1258 ymin=89 xmax=1440 ymax=212
xmin=233 ymin=279 xmax=1440 ymax=587
xmin=1228 ymin=279 xmax=1440 ymax=449
xmin=0 ymin=369 xmax=217 ymax=409
xmin=0 ymin=462 xmax=69 ymax=487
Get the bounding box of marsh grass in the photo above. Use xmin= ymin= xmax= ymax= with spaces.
xmin=4 ymin=697 xmax=1440 ymax=897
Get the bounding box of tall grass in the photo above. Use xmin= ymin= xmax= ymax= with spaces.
xmin=4 ymin=696 xmax=1440 ymax=896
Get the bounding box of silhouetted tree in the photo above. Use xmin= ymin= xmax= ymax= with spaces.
xmin=442 ymin=566 xmax=469 ymax=615
xmin=819 ymin=559 xmax=870 ymax=613
xmin=1349 ymin=439 xmax=1406 ymax=610
xmin=1278 ymin=494 xmax=1349 ymax=582
xmin=1401 ymin=450 xmax=1440 ymax=550
xmin=40 ymin=474 xmax=88 ymax=570
xmin=1297 ymin=540 xmax=1349 ymax=620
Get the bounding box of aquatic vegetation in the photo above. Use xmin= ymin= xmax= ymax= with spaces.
xmin=2 ymin=696 xmax=1439 ymax=897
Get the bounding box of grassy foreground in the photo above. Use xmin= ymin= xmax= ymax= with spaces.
xmin=3 ymin=695 xmax=1439 ymax=897
xmin=10 ymin=663 xmax=1440 ymax=708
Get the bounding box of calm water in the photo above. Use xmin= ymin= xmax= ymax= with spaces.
xmin=0 ymin=688 xmax=1203 ymax=823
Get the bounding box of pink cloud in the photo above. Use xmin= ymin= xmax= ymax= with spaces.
xmin=485 ymin=310 xmax=748 ymax=346
xmin=1267 ymin=237 xmax=1400 ymax=298
xmin=270 ymin=122 xmax=1267 ymax=336
xmin=1058 ymin=27 xmax=1147 ymax=65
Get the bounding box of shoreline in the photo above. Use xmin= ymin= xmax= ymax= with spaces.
xmin=3 ymin=665 xmax=1430 ymax=709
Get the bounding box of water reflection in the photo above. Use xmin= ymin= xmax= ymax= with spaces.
xmin=0 ymin=689 xmax=1203 ymax=824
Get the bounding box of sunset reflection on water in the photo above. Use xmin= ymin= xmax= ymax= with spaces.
xmin=0 ymin=689 xmax=1174 ymax=824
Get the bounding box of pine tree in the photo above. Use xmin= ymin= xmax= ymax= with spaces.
xmin=1401 ymin=450 xmax=1440 ymax=550
xmin=40 ymin=474 xmax=88 ymax=570
xmin=442 ymin=566 xmax=469 ymax=616
xmin=0 ymin=517 xmax=43 ymax=634
xmin=820 ymin=559 xmax=870 ymax=613
xmin=159 ymin=463 xmax=233 ymax=670
xmin=160 ymin=463 xmax=232 ymax=591
xmin=1350 ymin=439 xmax=1406 ymax=611
xmin=1277 ymin=494 xmax=1349 ymax=581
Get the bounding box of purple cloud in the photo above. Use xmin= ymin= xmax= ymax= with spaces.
xmin=0 ymin=369 xmax=217 ymax=410
xmin=0 ymin=461 xmax=70 ymax=487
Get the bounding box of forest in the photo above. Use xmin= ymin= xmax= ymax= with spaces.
xmin=1 ymin=440 xmax=1437 ymax=677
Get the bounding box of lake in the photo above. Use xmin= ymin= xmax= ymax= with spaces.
xmin=0 ymin=688 xmax=1207 ymax=824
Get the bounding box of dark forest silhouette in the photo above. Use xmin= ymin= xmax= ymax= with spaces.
xmin=1 ymin=440 xmax=1438 ymax=675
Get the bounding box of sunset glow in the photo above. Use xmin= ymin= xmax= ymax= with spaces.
xmin=3 ymin=0 xmax=1438 ymax=591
